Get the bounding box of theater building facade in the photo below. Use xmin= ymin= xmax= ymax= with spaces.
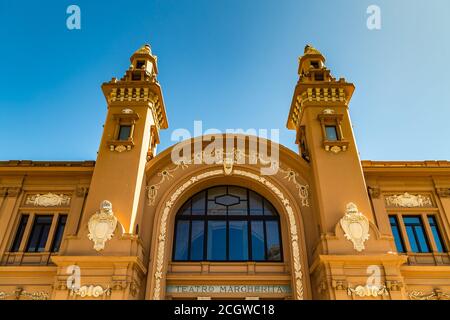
xmin=1 ymin=45 xmax=450 ymax=301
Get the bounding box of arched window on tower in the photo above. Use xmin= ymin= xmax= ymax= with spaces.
xmin=172 ymin=186 xmax=283 ymax=262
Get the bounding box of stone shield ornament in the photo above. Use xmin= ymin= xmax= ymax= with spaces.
xmin=340 ymin=202 xmax=370 ymax=252
xmin=88 ymin=200 xmax=118 ymax=251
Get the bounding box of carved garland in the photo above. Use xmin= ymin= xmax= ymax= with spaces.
xmin=347 ymin=285 xmax=389 ymax=298
xmin=0 ymin=289 xmax=49 ymax=300
xmin=385 ymin=193 xmax=433 ymax=208
xmin=408 ymin=290 xmax=450 ymax=300
xmin=70 ymin=285 xmax=111 ymax=298
xmin=25 ymin=193 xmax=71 ymax=207
xmin=151 ymin=169 xmax=304 ymax=300
xmin=146 ymin=148 xmax=310 ymax=208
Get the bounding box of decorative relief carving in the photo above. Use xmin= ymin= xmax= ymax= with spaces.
xmin=25 ymin=193 xmax=71 ymax=207
xmin=7 ymin=187 xmax=21 ymax=197
xmin=76 ymin=186 xmax=89 ymax=197
xmin=0 ymin=188 xmax=8 ymax=197
xmin=347 ymin=285 xmax=388 ymax=298
xmin=340 ymin=203 xmax=370 ymax=252
xmin=368 ymin=186 xmax=380 ymax=199
xmin=0 ymin=288 xmax=49 ymax=300
xmin=0 ymin=291 xmax=9 ymax=300
xmin=146 ymin=149 xmax=310 ymax=208
xmin=88 ymin=200 xmax=118 ymax=251
xmin=152 ymin=169 xmax=304 ymax=300
xmin=385 ymin=192 xmax=433 ymax=208
xmin=110 ymin=144 xmax=131 ymax=153
xmin=280 ymin=169 xmax=309 ymax=207
xmin=70 ymin=285 xmax=111 ymax=298
xmin=386 ymin=280 xmax=403 ymax=292
xmin=436 ymin=188 xmax=450 ymax=198
xmin=331 ymin=280 xmax=347 ymax=291
xmin=408 ymin=289 xmax=450 ymax=300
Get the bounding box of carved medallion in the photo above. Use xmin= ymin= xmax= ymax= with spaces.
xmin=25 ymin=193 xmax=71 ymax=207
xmin=88 ymin=200 xmax=118 ymax=251
xmin=340 ymin=203 xmax=370 ymax=252
xmin=385 ymin=192 xmax=433 ymax=208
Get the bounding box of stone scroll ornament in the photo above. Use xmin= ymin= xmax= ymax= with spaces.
xmin=340 ymin=203 xmax=370 ymax=252
xmin=88 ymin=200 xmax=118 ymax=251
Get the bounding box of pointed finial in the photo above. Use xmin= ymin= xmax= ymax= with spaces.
xmin=304 ymin=44 xmax=322 ymax=55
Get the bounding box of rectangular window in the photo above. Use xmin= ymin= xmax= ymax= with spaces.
xmin=118 ymin=125 xmax=132 ymax=141
xmin=389 ymin=216 xmax=405 ymax=253
xmin=136 ymin=60 xmax=145 ymax=69
xmin=310 ymin=61 xmax=320 ymax=69
xmin=26 ymin=215 xmax=53 ymax=252
xmin=403 ymin=216 xmax=430 ymax=253
xmin=10 ymin=215 xmax=29 ymax=252
xmin=428 ymin=216 xmax=446 ymax=253
xmin=51 ymin=215 xmax=67 ymax=252
xmin=325 ymin=125 xmax=338 ymax=141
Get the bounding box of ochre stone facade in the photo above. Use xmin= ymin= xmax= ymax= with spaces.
xmin=1 ymin=45 xmax=449 ymax=300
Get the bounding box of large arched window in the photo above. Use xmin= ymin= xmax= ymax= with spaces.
xmin=173 ymin=186 xmax=283 ymax=262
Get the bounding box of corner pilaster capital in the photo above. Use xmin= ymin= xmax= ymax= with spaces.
xmin=436 ymin=188 xmax=450 ymax=198
xmin=368 ymin=186 xmax=381 ymax=199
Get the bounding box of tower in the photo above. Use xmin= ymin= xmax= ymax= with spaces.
xmin=81 ymin=44 xmax=168 ymax=234
xmin=287 ymin=45 xmax=374 ymax=244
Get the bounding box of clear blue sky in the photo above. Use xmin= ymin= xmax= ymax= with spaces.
xmin=1 ymin=0 xmax=449 ymax=161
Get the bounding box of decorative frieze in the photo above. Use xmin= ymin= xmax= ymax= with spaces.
xmin=25 ymin=192 xmax=71 ymax=207
xmin=340 ymin=203 xmax=370 ymax=252
xmin=70 ymin=285 xmax=111 ymax=298
xmin=385 ymin=192 xmax=433 ymax=208
xmin=408 ymin=289 xmax=450 ymax=300
xmin=347 ymin=285 xmax=388 ymax=298
xmin=0 ymin=288 xmax=49 ymax=300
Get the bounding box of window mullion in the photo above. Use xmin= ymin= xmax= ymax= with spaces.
xmin=44 ymin=214 xmax=59 ymax=252
xmin=422 ymin=213 xmax=438 ymax=253
xmin=263 ymin=220 xmax=268 ymax=261
xmin=397 ymin=214 xmax=412 ymax=252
